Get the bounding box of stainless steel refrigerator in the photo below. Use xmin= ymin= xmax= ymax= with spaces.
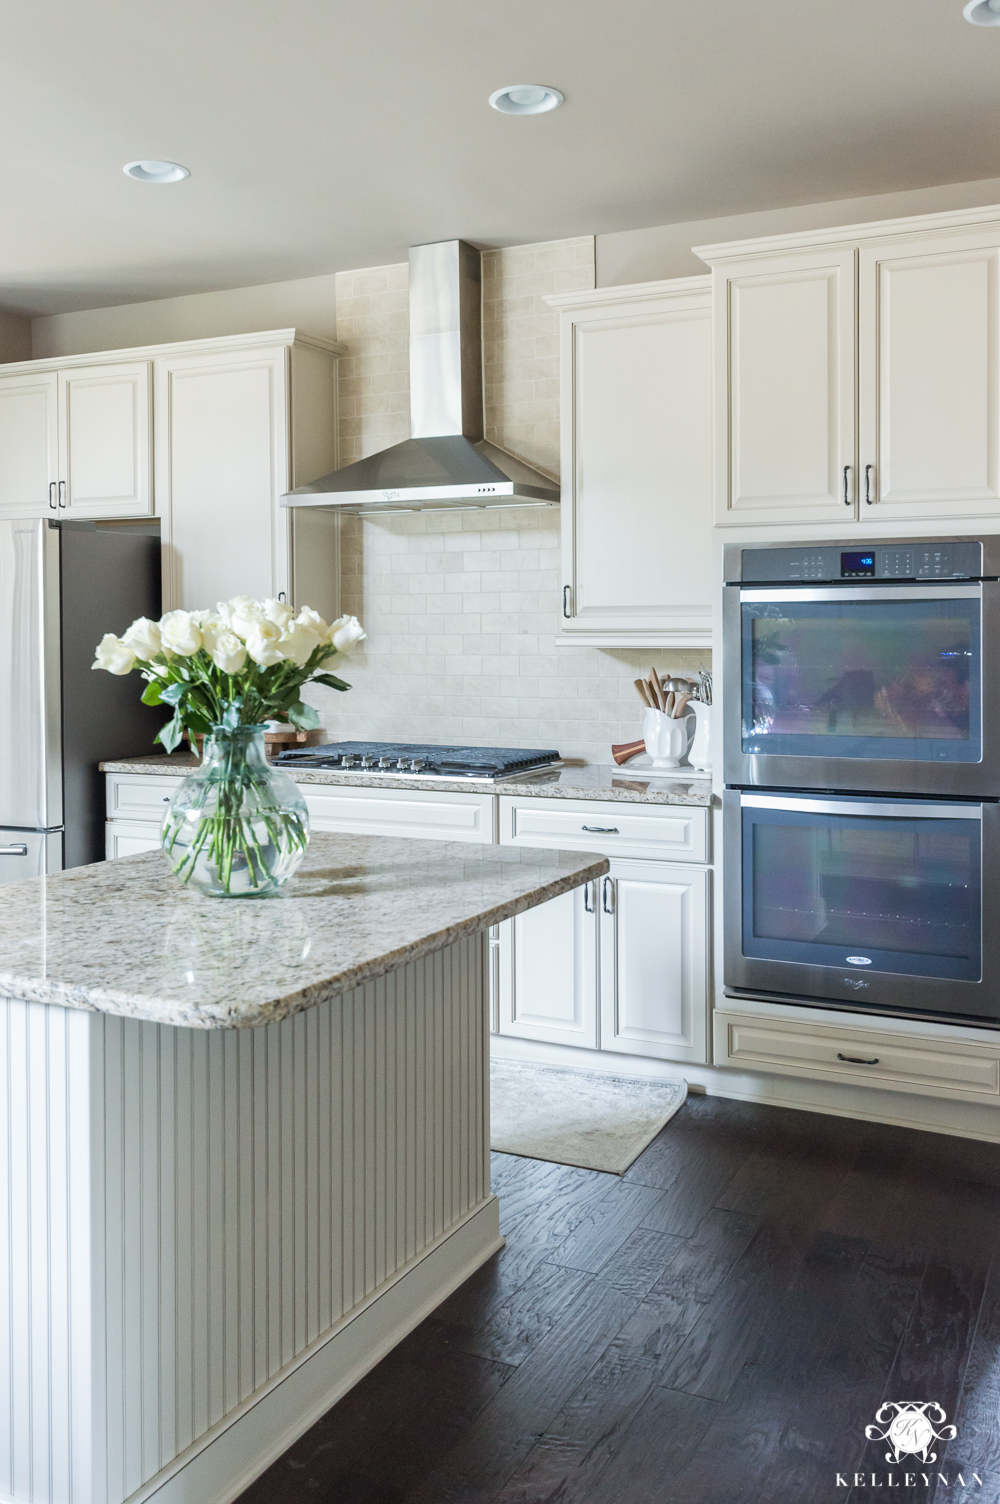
xmin=0 ymin=518 xmax=162 ymax=882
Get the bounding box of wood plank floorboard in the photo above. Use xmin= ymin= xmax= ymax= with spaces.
xmin=236 ymin=1095 xmax=1000 ymax=1504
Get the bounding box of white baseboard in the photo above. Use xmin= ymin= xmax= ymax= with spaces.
xmin=490 ymin=1035 xmax=1000 ymax=1144
xmin=118 ymin=1197 xmax=503 ymax=1504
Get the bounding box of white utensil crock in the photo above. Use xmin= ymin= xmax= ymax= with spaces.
xmin=643 ymin=707 xmax=694 ymax=769
xmin=687 ymin=701 xmax=713 ymax=772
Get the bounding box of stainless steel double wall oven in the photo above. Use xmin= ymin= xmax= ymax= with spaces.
xmin=723 ymin=536 xmax=1000 ymax=1025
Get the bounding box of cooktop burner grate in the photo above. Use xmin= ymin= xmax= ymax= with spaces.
xmin=275 ymin=742 xmax=562 ymax=779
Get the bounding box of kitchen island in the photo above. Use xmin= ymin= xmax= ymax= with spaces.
xmin=0 ymin=834 xmax=608 ymax=1504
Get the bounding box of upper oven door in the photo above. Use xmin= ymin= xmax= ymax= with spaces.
xmin=723 ymin=581 xmax=1000 ymax=796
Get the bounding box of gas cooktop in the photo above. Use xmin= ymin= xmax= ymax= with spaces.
xmin=275 ymin=742 xmax=563 ymax=781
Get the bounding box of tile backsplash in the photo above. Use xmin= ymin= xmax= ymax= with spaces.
xmin=307 ymin=237 xmax=711 ymax=766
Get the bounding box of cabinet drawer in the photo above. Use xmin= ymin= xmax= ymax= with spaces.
xmin=498 ymin=796 xmax=708 ymax=862
xmin=105 ymin=820 xmax=162 ymax=858
xmin=304 ymin=785 xmax=495 ymax=843
xmin=714 ymin=1011 xmax=1000 ymax=1101
xmin=106 ymin=774 xmax=179 ymax=823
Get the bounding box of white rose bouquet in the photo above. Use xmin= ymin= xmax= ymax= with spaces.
xmin=93 ymin=596 xmax=366 ymax=751
xmin=92 ymin=598 xmax=366 ymax=896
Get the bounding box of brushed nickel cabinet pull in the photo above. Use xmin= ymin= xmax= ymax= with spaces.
xmin=864 ymin=464 xmax=874 ymax=505
xmin=837 ymin=1052 xmax=879 ymax=1065
xmin=562 ymin=585 xmax=572 ymax=619
xmin=582 ymin=825 xmax=618 ymax=833
xmin=583 ymin=881 xmax=595 ymax=913
xmin=602 ymin=876 xmax=615 ymax=915
xmin=842 ymin=464 xmax=851 ymax=506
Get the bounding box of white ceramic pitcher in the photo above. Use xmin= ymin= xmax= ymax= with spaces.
xmin=643 ymin=707 xmax=694 ymax=769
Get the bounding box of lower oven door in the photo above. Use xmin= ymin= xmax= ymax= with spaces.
xmin=724 ymin=790 xmax=1000 ymax=1023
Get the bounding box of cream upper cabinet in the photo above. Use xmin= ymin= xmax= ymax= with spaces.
xmin=153 ymin=332 xmax=343 ymax=616
xmin=547 ymin=278 xmax=713 ymax=648
xmin=0 ymin=362 xmax=151 ymax=519
xmin=709 ymin=247 xmax=857 ymax=527
xmin=858 ymin=228 xmax=1000 ymax=522
xmin=700 ymin=204 xmax=1000 ymax=530
xmin=58 ymin=362 xmax=151 ymax=517
xmin=0 ymin=371 xmax=58 ymax=518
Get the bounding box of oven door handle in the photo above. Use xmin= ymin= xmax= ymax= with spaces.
xmin=739 ymin=584 xmax=983 ymax=604
xmin=740 ymin=793 xmax=982 ymax=820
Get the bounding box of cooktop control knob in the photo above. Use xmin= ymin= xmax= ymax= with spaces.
xmin=377 ymin=756 xmax=392 ymax=769
xmin=410 ymin=758 xmax=425 ymax=772
xmin=341 ymin=755 xmax=355 ymax=768
xmin=360 ymin=754 xmax=375 ymax=769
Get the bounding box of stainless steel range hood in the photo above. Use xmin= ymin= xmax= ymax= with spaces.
xmin=281 ymin=240 xmax=559 ymax=514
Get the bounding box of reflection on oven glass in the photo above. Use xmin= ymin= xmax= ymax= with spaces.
xmin=748 ymin=604 xmax=973 ymax=742
xmin=752 ymin=823 xmax=976 ymax=961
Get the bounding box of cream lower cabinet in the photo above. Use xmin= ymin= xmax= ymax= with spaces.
xmin=496 ymin=796 xmax=711 ymax=1064
xmin=599 ymin=860 xmax=708 ymax=1063
xmin=699 ymin=204 xmax=1000 ymax=530
xmin=0 ymin=361 xmax=151 ymax=519
xmin=546 ymin=278 xmax=713 ymax=649
xmin=497 ymin=879 xmax=600 ymax=1048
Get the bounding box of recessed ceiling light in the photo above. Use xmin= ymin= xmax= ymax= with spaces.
xmin=964 ymin=0 xmax=1000 ymax=24
xmin=122 ymin=160 xmax=190 ymax=184
xmin=488 ymin=85 xmax=563 ymax=116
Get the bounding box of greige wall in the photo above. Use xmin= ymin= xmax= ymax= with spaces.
xmin=30 ymin=271 xmax=339 ymax=358
xmin=597 ymin=173 xmax=1000 ymax=286
xmin=304 ymin=237 xmax=710 ymax=765
xmin=0 ymin=307 xmax=31 ymax=362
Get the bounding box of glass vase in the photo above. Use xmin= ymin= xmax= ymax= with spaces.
xmin=161 ymin=724 xmax=309 ymax=897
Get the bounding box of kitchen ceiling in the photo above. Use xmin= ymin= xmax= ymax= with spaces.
xmin=3 ymin=0 xmax=1000 ymax=316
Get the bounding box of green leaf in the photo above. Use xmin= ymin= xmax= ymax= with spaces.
xmin=221 ymin=703 xmax=242 ymax=730
xmin=156 ymin=712 xmax=184 ymax=754
xmin=286 ymin=698 xmax=321 ymax=731
xmin=311 ymin=673 xmax=352 ymax=692
xmin=183 ymin=710 xmax=213 ymax=734
xmin=158 ymin=681 xmax=187 ymax=707
xmin=141 ymin=679 xmax=165 ymax=706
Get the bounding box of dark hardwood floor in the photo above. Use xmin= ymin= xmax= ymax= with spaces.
xmin=236 ymin=1094 xmax=1000 ymax=1504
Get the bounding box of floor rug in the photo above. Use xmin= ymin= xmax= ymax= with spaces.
xmin=490 ymin=1059 xmax=688 ymax=1175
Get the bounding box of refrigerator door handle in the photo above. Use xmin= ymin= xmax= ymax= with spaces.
xmin=0 ymin=844 xmax=29 ymax=856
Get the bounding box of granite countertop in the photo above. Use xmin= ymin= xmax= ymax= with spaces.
xmin=100 ymin=754 xmax=715 ymax=806
xmin=0 ymin=834 xmax=608 ymax=1030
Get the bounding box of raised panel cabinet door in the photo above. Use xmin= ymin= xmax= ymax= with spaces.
xmin=497 ymin=881 xmax=599 ymax=1048
xmin=599 ymin=859 xmax=708 ymax=1063
xmin=716 ymin=248 xmax=857 ymax=526
xmin=58 ymin=362 xmax=152 ymax=517
xmin=858 ymin=233 xmax=1000 ymax=520
xmin=563 ymin=291 xmax=713 ymax=646
xmin=0 ymin=371 xmax=58 ymax=518
xmin=155 ymin=347 xmax=289 ymax=611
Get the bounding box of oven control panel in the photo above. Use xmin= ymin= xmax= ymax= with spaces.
xmin=737 ymin=541 xmax=984 ymax=583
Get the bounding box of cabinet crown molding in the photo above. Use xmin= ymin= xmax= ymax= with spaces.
xmin=544 ymin=275 xmax=711 ymax=312
xmin=0 ymin=327 xmax=346 ymax=377
xmin=695 ymin=200 xmax=1000 ymax=265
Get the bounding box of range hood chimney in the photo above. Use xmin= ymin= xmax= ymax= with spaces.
xmin=281 ymin=240 xmax=559 ymax=514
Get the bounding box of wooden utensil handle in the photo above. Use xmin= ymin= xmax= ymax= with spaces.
xmin=611 ymin=740 xmax=646 ymax=765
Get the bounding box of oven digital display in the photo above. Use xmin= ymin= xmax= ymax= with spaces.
xmin=841 ymin=551 xmax=876 ymax=577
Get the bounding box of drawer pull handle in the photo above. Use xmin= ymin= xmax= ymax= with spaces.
xmin=582 ymin=825 xmax=618 ymax=833
xmin=0 ymin=844 xmax=28 ymax=856
xmin=837 ymin=1052 xmax=879 ymax=1066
